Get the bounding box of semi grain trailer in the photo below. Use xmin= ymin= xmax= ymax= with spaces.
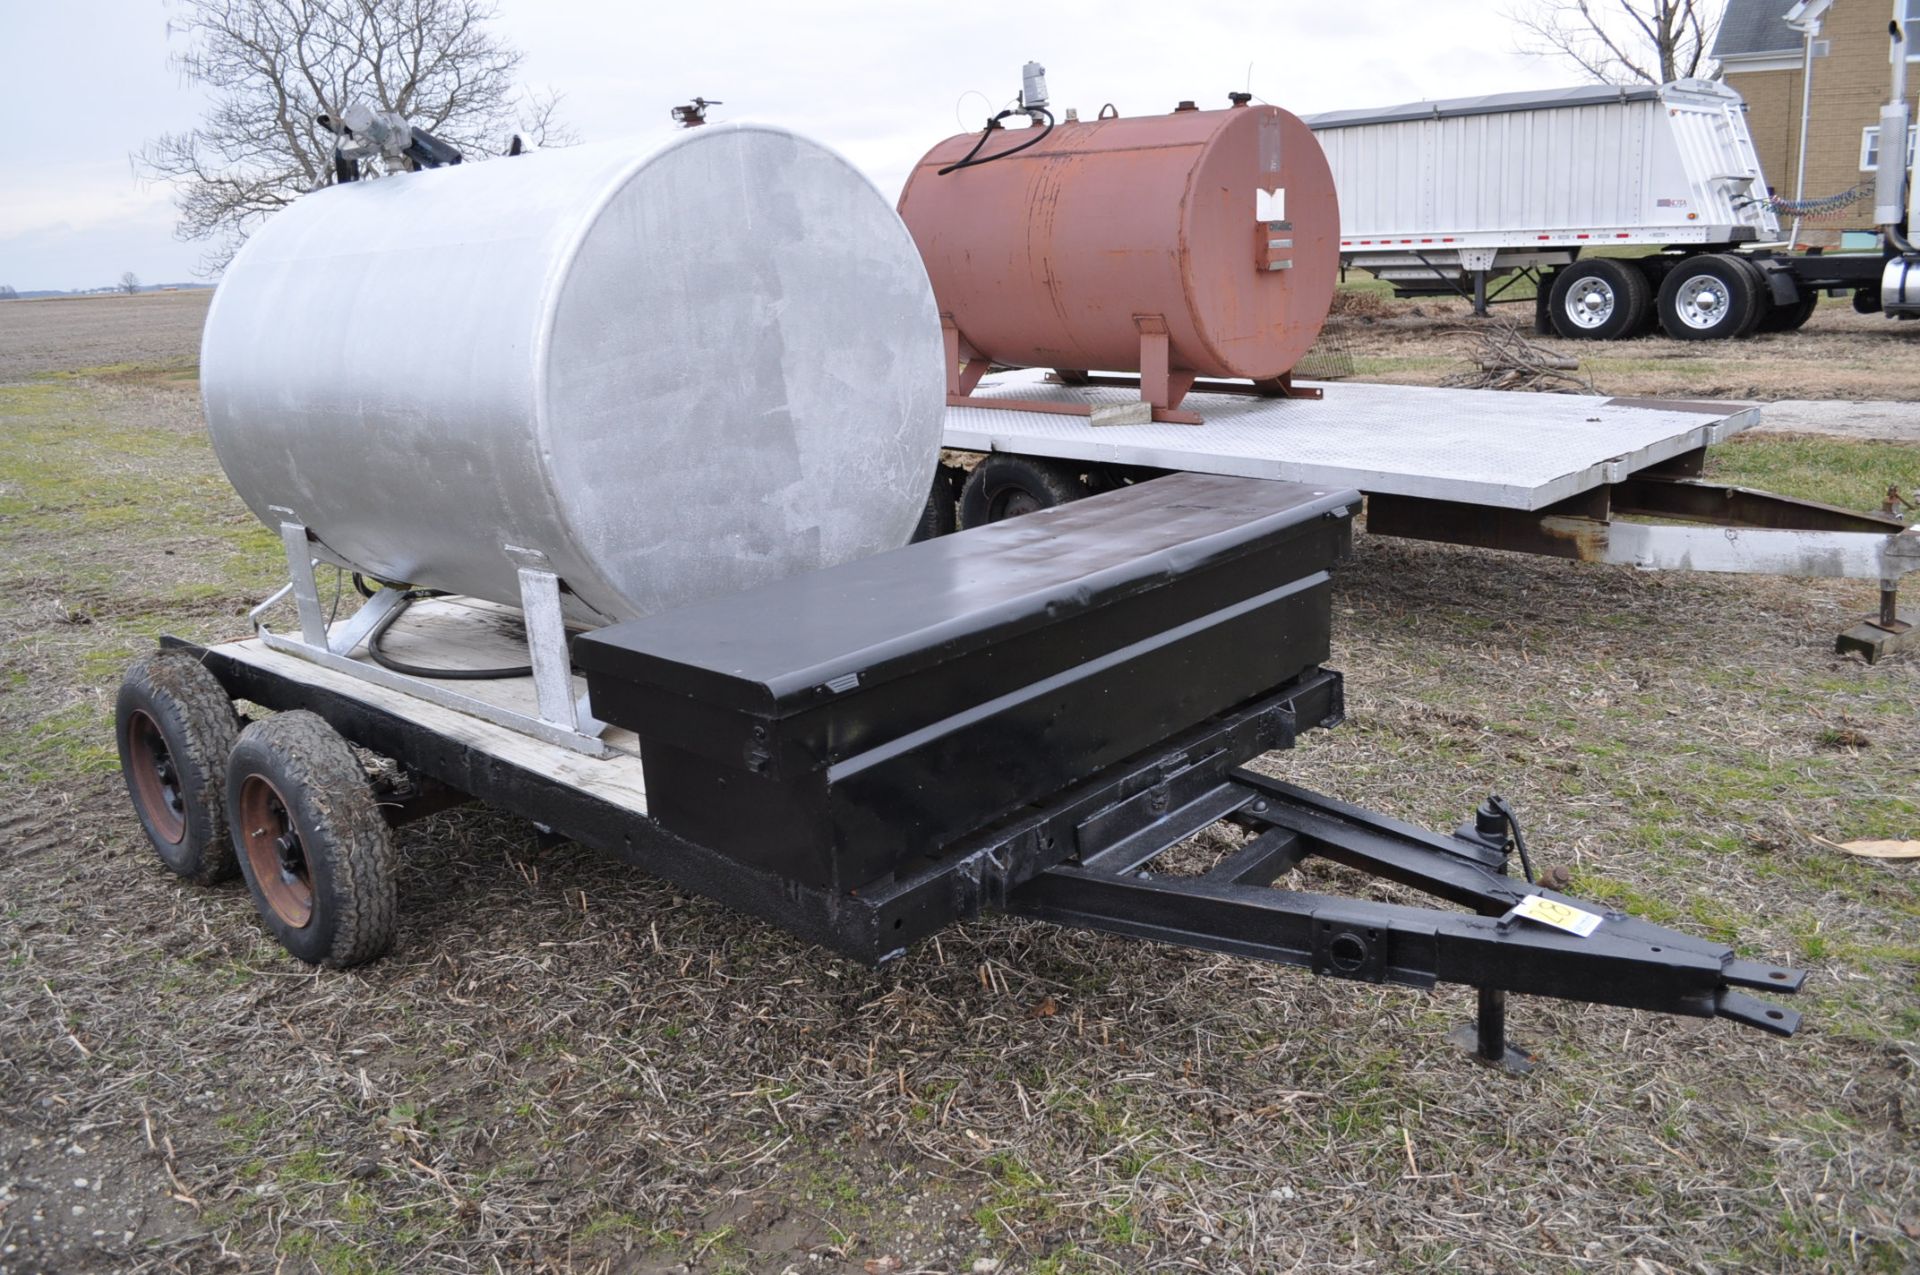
xmin=1303 ymin=69 xmax=1918 ymax=339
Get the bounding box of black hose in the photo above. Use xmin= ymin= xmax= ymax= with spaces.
xmin=938 ymin=107 xmax=1054 ymax=175
xmin=365 ymin=591 xmax=535 ymax=681
xmin=1489 ymin=794 xmax=1536 ymax=885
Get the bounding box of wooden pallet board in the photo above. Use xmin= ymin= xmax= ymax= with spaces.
xmin=216 ymin=596 xmax=650 ymax=815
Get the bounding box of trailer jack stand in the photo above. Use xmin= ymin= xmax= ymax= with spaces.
xmin=1448 ymin=988 xmax=1536 ymax=1075
xmin=1837 ymin=583 xmax=1918 ymax=664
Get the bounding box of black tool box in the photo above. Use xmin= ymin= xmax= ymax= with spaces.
xmin=574 ymin=473 xmax=1355 ymax=892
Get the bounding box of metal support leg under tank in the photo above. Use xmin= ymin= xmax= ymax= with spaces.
xmin=252 ymin=525 xmax=612 ymax=756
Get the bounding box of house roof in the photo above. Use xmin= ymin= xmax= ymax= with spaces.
xmin=1713 ymin=0 xmax=1799 ymax=59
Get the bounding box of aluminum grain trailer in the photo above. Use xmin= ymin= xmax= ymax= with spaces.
xmin=1303 ymin=78 xmax=1908 ymax=338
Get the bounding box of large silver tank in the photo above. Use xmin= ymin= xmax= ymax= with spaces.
xmin=202 ymin=125 xmax=946 ymax=625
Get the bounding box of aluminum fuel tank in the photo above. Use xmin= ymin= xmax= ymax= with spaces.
xmin=897 ymin=102 xmax=1338 ymax=381
xmin=202 ymin=125 xmax=946 ymax=626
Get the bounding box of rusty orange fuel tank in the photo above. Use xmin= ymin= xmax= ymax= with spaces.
xmin=897 ymin=100 xmax=1339 ymax=385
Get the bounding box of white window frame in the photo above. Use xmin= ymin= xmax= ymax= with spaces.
xmin=1908 ymin=0 xmax=1920 ymax=60
xmin=1862 ymin=124 xmax=1920 ymax=172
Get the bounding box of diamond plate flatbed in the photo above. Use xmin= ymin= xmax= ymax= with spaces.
xmin=942 ymin=370 xmax=1760 ymax=511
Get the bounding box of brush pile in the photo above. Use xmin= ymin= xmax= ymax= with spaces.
xmin=1441 ymin=322 xmax=1594 ymax=393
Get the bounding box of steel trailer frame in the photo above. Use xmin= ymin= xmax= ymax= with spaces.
xmin=159 ymin=629 xmax=1804 ymax=1067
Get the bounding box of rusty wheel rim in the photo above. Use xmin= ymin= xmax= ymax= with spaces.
xmin=126 ymin=710 xmax=186 ymax=845
xmin=237 ymin=775 xmax=313 ymax=928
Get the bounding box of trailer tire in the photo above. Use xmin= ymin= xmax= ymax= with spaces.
xmin=1547 ymin=260 xmax=1647 ymax=340
xmin=1656 ymin=254 xmax=1760 ymax=340
xmin=1728 ymin=257 xmax=1770 ymax=336
xmin=116 ymin=651 xmax=241 ymax=884
xmin=1757 ymin=290 xmax=1819 ymax=333
xmin=1631 ymin=259 xmax=1673 ymax=333
xmin=958 ymin=455 xmax=1091 ymax=528
xmin=909 ymin=464 xmax=963 ymax=542
xmin=226 ymin=710 xmax=396 ymax=968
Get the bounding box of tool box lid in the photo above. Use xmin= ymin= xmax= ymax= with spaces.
xmin=572 ymin=473 xmax=1355 ymax=717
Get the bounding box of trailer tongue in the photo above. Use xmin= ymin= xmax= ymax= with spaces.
xmin=141 ymin=473 xmax=1802 ymax=1065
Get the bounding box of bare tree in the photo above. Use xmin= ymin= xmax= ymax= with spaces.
xmin=139 ymin=0 xmax=571 ymax=272
xmin=1509 ymin=0 xmax=1720 ymax=85
xmin=0 ymin=285 xmax=17 ymax=301
xmin=119 ymin=272 xmax=142 ymax=295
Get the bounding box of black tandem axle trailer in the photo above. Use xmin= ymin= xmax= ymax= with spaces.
xmin=117 ymin=474 xmax=1804 ymax=1068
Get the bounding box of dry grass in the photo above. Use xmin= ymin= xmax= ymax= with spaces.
xmin=2 ymin=310 xmax=1918 ymax=1275
xmin=1333 ymin=290 xmax=1920 ymax=401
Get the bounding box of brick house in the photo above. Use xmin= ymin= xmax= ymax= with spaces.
xmin=1716 ymin=0 xmax=1917 ymax=246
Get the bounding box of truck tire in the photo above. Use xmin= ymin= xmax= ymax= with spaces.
xmin=1547 ymin=259 xmax=1648 ymax=340
xmin=1728 ymin=257 xmax=1770 ymax=336
xmin=958 ymin=455 xmax=1090 ymax=528
xmin=226 ymin=710 xmax=397 ymax=968
xmin=1757 ymin=290 xmax=1819 ymax=333
xmin=116 ymin=651 xmax=241 ymax=884
xmin=909 ymin=464 xmax=963 ymax=542
xmin=1656 ymin=254 xmax=1760 ymax=340
xmin=1631 ymin=259 xmax=1674 ymax=333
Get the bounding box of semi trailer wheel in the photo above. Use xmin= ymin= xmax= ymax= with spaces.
xmin=1656 ymin=255 xmax=1760 ymax=340
xmin=116 ymin=651 xmax=241 ymax=883
xmin=226 ymin=710 xmax=397 ymax=968
xmin=958 ymin=454 xmax=1091 ymax=528
xmin=1728 ymin=256 xmax=1770 ymax=336
xmin=1547 ymin=259 xmax=1648 ymax=340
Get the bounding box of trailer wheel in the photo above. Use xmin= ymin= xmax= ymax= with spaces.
xmin=226 ymin=710 xmax=396 ymax=968
xmin=909 ymin=464 xmax=963 ymax=542
xmin=116 ymin=652 xmax=241 ymax=884
xmin=1656 ymin=255 xmax=1760 ymax=340
xmin=1547 ymin=260 xmax=1647 ymax=340
xmin=1728 ymin=257 xmax=1771 ymax=336
xmin=1757 ymin=290 xmax=1819 ymax=333
xmin=958 ymin=455 xmax=1091 ymax=528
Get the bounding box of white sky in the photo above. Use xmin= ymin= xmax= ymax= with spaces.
xmin=0 ymin=1 xmax=1595 ymax=292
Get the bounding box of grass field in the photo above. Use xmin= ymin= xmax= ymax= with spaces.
xmin=1328 ymin=270 xmax=1920 ymax=401
xmin=1 ymin=294 xmax=1918 ymax=1274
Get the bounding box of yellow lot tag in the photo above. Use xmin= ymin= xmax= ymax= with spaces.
xmin=1513 ymin=894 xmax=1602 ymax=938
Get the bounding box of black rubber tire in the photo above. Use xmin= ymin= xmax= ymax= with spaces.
xmin=226 ymin=710 xmax=397 ymax=968
xmin=1728 ymin=256 xmax=1771 ymax=336
xmin=1547 ymin=259 xmax=1648 ymax=340
xmin=957 ymin=454 xmax=1091 ymax=529
xmin=1656 ymin=254 xmax=1761 ymax=340
xmin=909 ymin=464 xmax=962 ymax=542
xmin=1630 ymin=258 xmax=1673 ymax=333
xmin=1757 ymin=290 xmax=1819 ymax=333
xmin=115 ymin=651 xmax=241 ymax=883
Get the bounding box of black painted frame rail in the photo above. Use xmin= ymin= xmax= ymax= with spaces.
xmin=1012 ymin=768 xmax=1804 ymax=1043
xmin=167 ymin=638 xmax=1802 ymax=1056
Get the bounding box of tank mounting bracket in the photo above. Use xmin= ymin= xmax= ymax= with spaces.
xmin=250 ymin=525 xmax=611 ymax=757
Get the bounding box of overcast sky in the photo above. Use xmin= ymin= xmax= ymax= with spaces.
xmin=0 ymin=1 xmax=1595 ymax=293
